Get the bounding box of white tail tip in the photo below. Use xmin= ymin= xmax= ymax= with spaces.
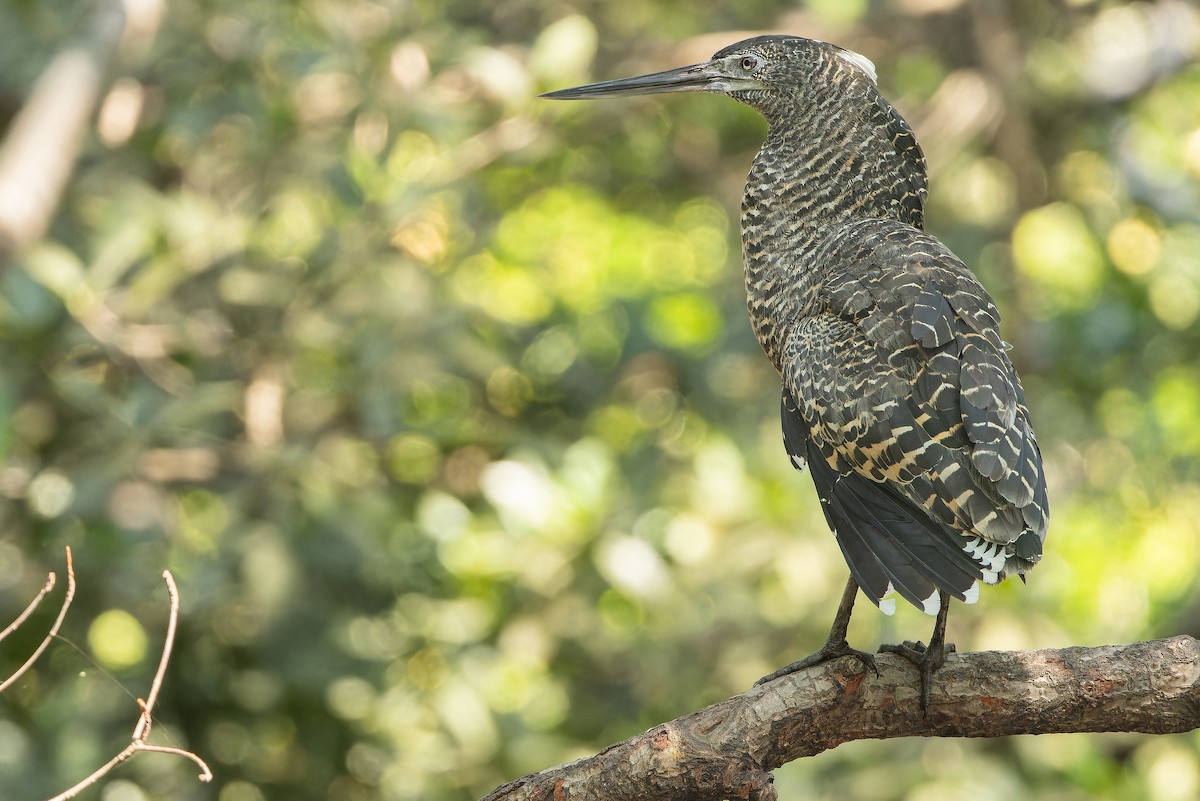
xmin=921 ymin=589 xmax=941 ymax=616
xmin=962 ymin=581 xmax=980 ymax=605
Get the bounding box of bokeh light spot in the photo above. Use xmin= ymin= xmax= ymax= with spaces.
xmin=88 ymin=610 xmax=148 ymax=671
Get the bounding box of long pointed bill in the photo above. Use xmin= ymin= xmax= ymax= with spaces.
xmin=541 ymin=63 xmax=721 ymax=100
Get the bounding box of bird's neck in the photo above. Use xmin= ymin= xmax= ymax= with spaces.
xmin=741 ymin=97 xmax=928 ymax=371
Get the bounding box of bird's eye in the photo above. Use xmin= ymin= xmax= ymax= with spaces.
xmin=740 ymin=55 xmax=760 ymax=71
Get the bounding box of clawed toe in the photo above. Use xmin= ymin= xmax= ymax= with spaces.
xmin=879 ymin=638 xmax=953 ymax=712
xmin=755 ymin=639 xmax=878 ymax=686
xmin=756 ymin=576 xmax=879 ymax=687
xmin=879 ymin=640 xmax=958 ymax=660
xmin=879 ymin=639 xmax=924 ymax=658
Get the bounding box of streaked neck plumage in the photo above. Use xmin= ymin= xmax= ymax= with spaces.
xmin=738 ymin=53 xmax=928 ymax=371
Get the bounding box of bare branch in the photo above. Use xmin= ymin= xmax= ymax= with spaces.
xmin=45 ymin=750 xmax=129 ymax=801
xmin=0 ymin=0 xmax=128 ymax=266
xmin=0 ymin=571 xmax=56 ymax=644
xmin=481 ymin=637 xmax=1200 ymax=801
xmin=131 ymin=742 xmax=214 ymax=777
xmin=44 ymin=567 xmax=212 ymax=801
xmin=44 ymin=740 xmax=214 ymax=801
xmin=0 ymin=547 xmax=76 ymax=694
xmin=132 ymin=569 xmax=179 ymax=741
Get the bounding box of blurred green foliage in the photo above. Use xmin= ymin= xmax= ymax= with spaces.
xmin=1 ymin=1 xmax=1200 ymax=800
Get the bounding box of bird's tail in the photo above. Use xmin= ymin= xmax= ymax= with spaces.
xmin=782 ymin=390 xmax=985 ymax=616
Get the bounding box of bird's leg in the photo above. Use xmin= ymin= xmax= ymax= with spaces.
xmin=879 ymin=591 xmax=953 ymax=713
xmin=755 ymin=575 xmax=878 ymax=686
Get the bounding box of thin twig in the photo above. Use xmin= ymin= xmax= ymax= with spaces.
xmin=0 ymin=571 xmax=56 ymax=643
xmin=132 ymin=742 xmax=213 ymax=775
xmin=132 ymin=570 xmax=178 ymax=741
xmin=45 ymin=566 xmax=212 ymax=801
xmin=45 ymin=739 xmax=216 ymax=801
xmin=45 ymin=750 xmax=128 ymax=801
xmin=0 ymin=547 xmax=76 ymax=694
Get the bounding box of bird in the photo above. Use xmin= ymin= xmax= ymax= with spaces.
xmin=543 ymin=35 xmax=1049 ymax=709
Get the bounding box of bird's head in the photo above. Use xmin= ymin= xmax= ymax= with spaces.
xmin=542 ymin=35 xmax=878 ymax=122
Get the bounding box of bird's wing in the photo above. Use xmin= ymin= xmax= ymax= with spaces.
xmin=781 ymin=219 xmax=1048 ymax=613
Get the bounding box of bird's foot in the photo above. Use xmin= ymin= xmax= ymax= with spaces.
xmin=878 ymin=639 xmax=955 ymax=713
xmin=755 ymin=638 xmax=878 ymax=687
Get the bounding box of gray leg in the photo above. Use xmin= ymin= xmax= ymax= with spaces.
xmin=879 ymin=591 xmax=953 ymax=713
xmin=755 ymin=575 xmax=879 ymax=686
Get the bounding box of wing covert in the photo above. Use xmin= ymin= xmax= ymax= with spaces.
xmin=781 ymin=218 xmax=1048 ymax=603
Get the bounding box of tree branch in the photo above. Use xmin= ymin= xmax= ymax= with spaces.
xmin=0 ymin=570 xmax=56 ymax=644
xmin=45 ymin=568 xmax=212 ymax=801
xmin=0 ymin=0 xmax=128 ymax=267
xmin=0 ymin=547 xmax=76 ymax=694
xmin=481 ymin=636 xmax=1200 ymax=801
xmin=1 ymin=551 xmax=212 ymax=799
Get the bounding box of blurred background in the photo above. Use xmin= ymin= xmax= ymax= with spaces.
xmin=0 ymin=0 xmax=1198 ymax=799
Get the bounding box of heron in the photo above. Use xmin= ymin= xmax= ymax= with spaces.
xmin=543 ymin=35 xmax=1049 ymax=709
